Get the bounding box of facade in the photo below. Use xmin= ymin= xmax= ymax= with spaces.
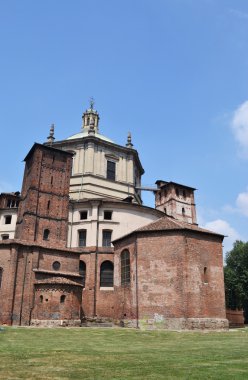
xmin=0 ymin=103 xmax=228 ymax=329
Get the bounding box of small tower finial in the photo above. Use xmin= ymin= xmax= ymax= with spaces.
xmin=89 ymin=97 xmax=94 ymax=110
xmin=47 ymin=124 xmax=55 ymax=145
xmin=126 ymin=132 xmax=133 ymax=148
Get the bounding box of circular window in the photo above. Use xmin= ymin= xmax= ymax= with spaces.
xmin=52 ymin=261 xmax=61 ymax=271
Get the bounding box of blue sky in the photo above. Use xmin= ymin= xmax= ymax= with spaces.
xmin=1 ymin=0 xmax=248 ymax=255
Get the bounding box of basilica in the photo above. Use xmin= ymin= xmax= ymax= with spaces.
xmin=0 ymin=102 xmax=228 ymax=330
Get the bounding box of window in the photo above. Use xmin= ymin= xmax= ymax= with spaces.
xmin=0 ymin=268 xmax=3 ymax=288
xmin=40 ymin=295 xmax=43 ymax=303
xmin=52 ymin=261 xmax=61 ymax=271
xmin=6 ymin=199 xmax=18 ymax=208
xmin=78 ymin=230 xmax=87 ymax=247
xmin=79 ymin=260 xmax=86 ymax=287
xmin=43 ymin=229 xmax=50 ymax=240
xmin=4 ymin=215 xmax=12 ymax=225
xmin=80 ymin=211 xmax=88 ymax=220
xmin=107 ymin=161 xmax=116 ymax=181
xmin=121 ymin=250 xmax=130 ymax=286
xmin=1 ymin=234 xmax=9 ymax=240
xmin=87 ymin=117 xmax=90 ymax=125
xmin=60 ymin=295 xmax=66 ymax=303
xmin=104 ymin=211 xmax=112 ymax=220
xmin=204 ymin=267 xmax=208 ymax=283
xmin=47 ymin=200 xmax=50 ymax=210
xmin=100 ymin=261 xmax=114 ymax=287
xmin=102 ymin=230 xmax=112 ymax=247
xmin=182 ymin=207 xmax=185 ymax=216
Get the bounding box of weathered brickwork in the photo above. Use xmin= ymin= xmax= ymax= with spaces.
xmin=0 ymin=141 xmax=228 ymax=330
xmin=113 ymin=229 xmax=228 ymax=330
xmin=0 ymin=144 xmax=83 ymax=327
xmin=15 ymin=144 xmax=72 ymax=248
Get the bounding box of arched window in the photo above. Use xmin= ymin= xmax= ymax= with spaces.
xmin=60 ymin=295 xmax=66 ymax=303
xmin=121 ymin=250 xmax=130 ymax=286
xmin=43 ymin=229 xmax=50 ymax=240
xmin=79 ymin=260 xmax=86 ymax=287
xmin=0 ymin=267 xmax=3 ymax=288
xmin=100 ymin=261 xmax=114 ymax=287
xmin=182 ymin=207 xmax=185 ymax=216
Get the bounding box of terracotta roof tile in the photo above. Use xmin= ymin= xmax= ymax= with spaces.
xmin=136 ymin=216 xmax=224 ymax=237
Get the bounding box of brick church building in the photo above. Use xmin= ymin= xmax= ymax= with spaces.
xmin=0 ymin=102 xmax=228 ymax=330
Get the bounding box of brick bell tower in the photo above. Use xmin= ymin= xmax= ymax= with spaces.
xmin=15 ymin=143 xmax=73 ymax=247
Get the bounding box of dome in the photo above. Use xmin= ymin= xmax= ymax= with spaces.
xmin=66 ymin=130 xmax=114 ymax=143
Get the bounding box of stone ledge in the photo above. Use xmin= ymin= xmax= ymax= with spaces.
xmin=118 ymin=317 xmax=229 ymax=331
xmin=30 ymin=319 xmax=81 ymax=327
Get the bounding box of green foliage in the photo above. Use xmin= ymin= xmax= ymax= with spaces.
xmin=224 ymin=240 xmax=248 ymax=313
xmin=1 ymin=327 xmax=248 ymax=379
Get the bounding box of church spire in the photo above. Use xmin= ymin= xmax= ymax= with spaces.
xmin=82 ymin=98 xmax=100 ymax=133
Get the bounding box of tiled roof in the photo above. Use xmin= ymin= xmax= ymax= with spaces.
xmin=136 ymin=216 xmax=224 ymax=237
xmin=112 ymin=216 xmax=224 ymax=244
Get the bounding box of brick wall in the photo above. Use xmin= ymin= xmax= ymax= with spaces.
xmin=0 ymin=242 xmax=82 ymax=326
xmin=15 ymin=144 xmax=72 ymax=248
xmin=113 ymin=230 xmax=228 ymax=330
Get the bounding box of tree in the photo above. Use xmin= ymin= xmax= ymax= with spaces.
xmin=224 ymin=240 xmax=248 ymax=321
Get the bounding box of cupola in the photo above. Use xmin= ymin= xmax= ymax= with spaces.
xmin=82 ymin=98 xmax=100 ymax=133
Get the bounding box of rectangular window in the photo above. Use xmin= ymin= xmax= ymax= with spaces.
xmin=102 ymin=230 xmax=112 ymax=247
xmin=104 ymin=211 xmax=112 ymax=220
xmin=107 ymin=161 xmax=116 ymax=181
xmin=4 ymin=215 xmax=12 ymax=225
xmin=80 ymin=211 xmax=88 ymax=220
xmin=1 ymin=234 xmax=9 ymax=240
xmin=78 ymin=230 xmax=87 ymax=247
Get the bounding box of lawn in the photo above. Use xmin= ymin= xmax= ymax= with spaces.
xmin=0 ymin=327 xmax=248 ymax=380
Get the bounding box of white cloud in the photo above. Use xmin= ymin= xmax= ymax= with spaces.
xmin=236 ymin=191 xmax=248 ymax=216
xmin=204 ymin=219 xmax=240 ymax=254
xmin=224 ymin=189 xmax=248 ymax=217
xmin=231 ymin=100 xmax=248 ymax=156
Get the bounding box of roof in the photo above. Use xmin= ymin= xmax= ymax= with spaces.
xmin=66 ymin=130 xmax=114 ymax=143
xmin=112 ymin=215 xmax=224 ymax=244
xmin=156 ymin=180 xmax=196 ymax=191
xmin=24 ymin=143 xmax=74 ymax=162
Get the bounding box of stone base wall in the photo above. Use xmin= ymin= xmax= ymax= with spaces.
xmin=117 ymin=317 xmax=229 ymax=331
xmin=30 ymin=319 xmax=81 ymax=327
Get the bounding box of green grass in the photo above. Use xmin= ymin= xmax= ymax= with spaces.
xmin=0 ymin=327 xmax=248 ymax=380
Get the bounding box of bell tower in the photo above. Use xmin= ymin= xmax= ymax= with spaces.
xmin=155 ymin=180 xmax=197 ymax=224
xmin=15 ymin=143 xmax=73 ymax=247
